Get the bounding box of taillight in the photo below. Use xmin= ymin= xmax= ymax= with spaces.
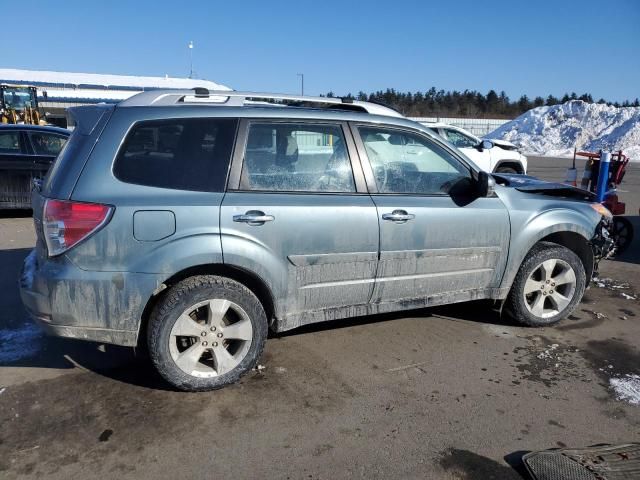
xmin=43 ymin=199 xmax=113 ymax=256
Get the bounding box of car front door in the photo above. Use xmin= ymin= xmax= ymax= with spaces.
xmin=221 ymin=120 xmax=379 ymax=324
xmin=353 ymin=124 xmax=510 ymax=306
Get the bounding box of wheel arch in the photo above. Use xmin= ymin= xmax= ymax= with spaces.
xmin=499 ymin=218 xmax=596 ymax=296
xmin=493 ymin=160 xmax=525 ymax=174
xmin=137 ymin=263 xmax=277 ymax=348
xmin=538 ymin=231 xmax=594 ymax=281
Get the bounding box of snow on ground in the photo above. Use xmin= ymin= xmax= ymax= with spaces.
xmin=0 ymin=322 xmax=42 ymax=363
xmin=610 ymin=374 xmax=640 ymax=405
xmin=489 ymin=101 xmax=640 ymax=160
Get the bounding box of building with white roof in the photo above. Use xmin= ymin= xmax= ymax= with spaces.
xmin=0 ymin=68 xmax=230 ymax=124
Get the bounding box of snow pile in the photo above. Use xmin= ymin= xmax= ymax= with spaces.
xmin=489 ymin=101 xmax=640 ymax=160
xmin=610 ymin=374 xmax=640 ymax=405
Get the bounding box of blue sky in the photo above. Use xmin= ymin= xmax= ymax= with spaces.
xmin=5 ymin=0 xmax=639 ymax=101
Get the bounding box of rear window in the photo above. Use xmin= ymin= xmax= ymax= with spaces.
xmin=114 ymin=118 xmax=237 ymax=192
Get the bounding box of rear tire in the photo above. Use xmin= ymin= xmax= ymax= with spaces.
xmin=148 ymin=275 xmax=268 ymax=391
xmin=505 ymin=242 xmax=586 ymax=327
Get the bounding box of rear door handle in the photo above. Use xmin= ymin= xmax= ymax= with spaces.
xmin=382 ymin=210 xmax=415 ymax=223
xmin=233 ymin=210 xmax=275 ymax=225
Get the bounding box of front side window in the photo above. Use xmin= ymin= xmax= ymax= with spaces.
xmin=29 ymin=132 xmax=67 ymax=156
xmin=359 ymin=126 xmax=470 ymax=195
xmin=114 ymin=118 xmax=237 ymax=192
xmin=443 ymin=128 xmax=478 ymax=148
xmin=240 ymin=122 xmax=355 ymax=193
xmin=0 ymin=131 xmax=21 ymax=154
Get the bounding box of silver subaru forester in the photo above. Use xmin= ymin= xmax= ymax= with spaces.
xmin=20 ymin=90 xmax=614 ymax=391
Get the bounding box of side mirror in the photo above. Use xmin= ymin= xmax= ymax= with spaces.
xmin=477 ymin=139 xmax=494 ymax=151
xmin=477 ymin=171 xmax=496 ymax=197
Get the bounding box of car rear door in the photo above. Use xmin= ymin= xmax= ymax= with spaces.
xmin=25 ymin=131 xmax=68 ymax=171
xmin=353 ymin=123 xmax=510 ymax=306
xmin=220 ymin=119 xmax=379 ymax=323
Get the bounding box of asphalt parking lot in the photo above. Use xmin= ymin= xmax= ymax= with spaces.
xmin=0 ymin=157 xmax=638 ymax=479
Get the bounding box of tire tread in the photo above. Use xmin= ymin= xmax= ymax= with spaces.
xmin=148 ymin=275 xmax=267 ymax=392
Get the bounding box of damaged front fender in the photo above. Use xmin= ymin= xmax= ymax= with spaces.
xmin=590 ymin=217 xmax=616 ymax=274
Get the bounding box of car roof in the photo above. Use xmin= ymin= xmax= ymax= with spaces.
xmin=118 ymin=89 xmax=404 ymax=118
xmin=0 ymin=124 xmax=70 ymax=136
xmin=112 ymin=102 xmax=439 ymax=134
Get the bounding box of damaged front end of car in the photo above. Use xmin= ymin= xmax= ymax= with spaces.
xmin=590 ymin=216 xmax=616 ymax=275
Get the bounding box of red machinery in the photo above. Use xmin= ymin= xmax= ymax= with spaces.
xmin=574 ymin=150 xmax=633 ymax=253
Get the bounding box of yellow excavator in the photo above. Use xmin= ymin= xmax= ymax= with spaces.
xmin=1 ymin=84 xmax=43 ymax=125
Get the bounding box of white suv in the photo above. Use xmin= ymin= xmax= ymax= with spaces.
xmin=421 ymin=122 xmax=527 ymax=174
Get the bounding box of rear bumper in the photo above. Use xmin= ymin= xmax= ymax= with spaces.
xmin=19 ymin=249 xmax=161 ymax=347
xmin=32 ymin=321 xmax=139 ymax=346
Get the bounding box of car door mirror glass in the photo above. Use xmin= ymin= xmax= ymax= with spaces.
xmin=477 ymin=139 xmax=494 ymax=151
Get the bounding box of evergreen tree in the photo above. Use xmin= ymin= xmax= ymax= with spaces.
xmin=325 ymin=88 xmax=630 ymax=117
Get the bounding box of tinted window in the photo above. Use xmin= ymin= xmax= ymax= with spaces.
xmin=359 ymin=126 xmax=470 ymax=195
xmin=443 ymin=128 xmax=477 ymax=148
xmin=29 ymin=132 xmax=67 ymax=156
xmin=0 ymin=131 xmax=21 ymax=154
xmin=114 ymin=118 xmax=237 ymax=192
xmin=240 ymin=123 xmax=355 ymax=193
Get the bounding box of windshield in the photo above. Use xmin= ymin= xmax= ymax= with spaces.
xmin=2 ymin=87 xmax=37 ymax=110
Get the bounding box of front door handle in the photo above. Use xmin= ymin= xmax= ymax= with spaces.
xmin=233 ymin=210 xmax=275 ymax=225
xmin=382 ymin=210 xmax=415 ymax=223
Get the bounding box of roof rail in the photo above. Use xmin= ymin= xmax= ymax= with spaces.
xmin=118 ymin=89 xmax=403 ymax=117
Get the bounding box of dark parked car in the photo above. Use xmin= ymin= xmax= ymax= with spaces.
xmin=0 ymin=124 xmax=69 ymax=209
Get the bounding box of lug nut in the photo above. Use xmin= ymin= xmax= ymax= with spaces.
xmin=201 ymin=331 xmax=207 ymax=336
xmin=202 ymin=341 xmax=208 ymax=346
xmin=213 ymin=342 xmax=218 ymax=347
xmin=217 ymin=333 xmax=223 ymax=338
xmin=549 ymin=290 xmax=554 ymax=294
xmin=546 ymin=280 xmax=550 ymax=284
xmin=543 ymin=292 xmax=547 ymax=296
xmin=541 ymin=285 xmax=545 ymax=289
xmin=210 ymin=326 xmax=216 ymax=332
xmin=551 ymin=282 xmax=555 ymax=287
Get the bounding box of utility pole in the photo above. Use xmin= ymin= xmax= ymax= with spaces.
xmin=188 ymin=41 xmax=194 ymax=79
xmin=297 ymin=73 xmax=304 ymax=96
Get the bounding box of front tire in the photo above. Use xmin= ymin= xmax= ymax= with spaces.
xmin=148 ymin=275 xmax=268 ymax=391
xmin=495 ymin=166 xmax=519 ymax=174
xmin=612 ymin=216 xmax=634 ymax=254
xmin=505 ymin=242 xmax=586 ymax=327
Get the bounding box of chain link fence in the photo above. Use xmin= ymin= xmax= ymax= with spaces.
xmin=409 ymin=117 xmax=512 ymax=137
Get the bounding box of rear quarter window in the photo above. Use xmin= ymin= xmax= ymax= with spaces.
xmin=114 ymin=118 xmax=238 ymax=192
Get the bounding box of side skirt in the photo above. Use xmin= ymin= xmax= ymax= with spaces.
xmin=272 ymin=287 xmax=509 ymax=332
